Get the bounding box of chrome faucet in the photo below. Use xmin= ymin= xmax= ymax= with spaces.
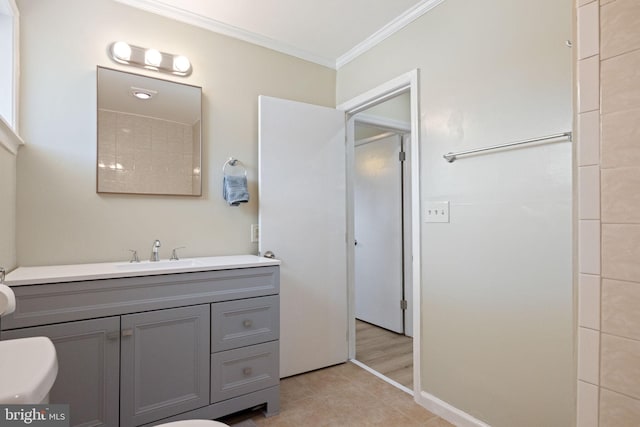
xmin=170 ymin=247 xmax=186 ymax=261
xmin=150 ymin=240 xmax=161 ymax=262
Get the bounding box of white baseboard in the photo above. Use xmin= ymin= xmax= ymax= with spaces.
xmin=416 ymin=390 xmax=491 ymax=427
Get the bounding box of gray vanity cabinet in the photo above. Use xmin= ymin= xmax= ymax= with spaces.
xmin=2 ymin=317 xmax=121 ymax=427
xmin=120 ymin=305 xmax=210 ymax=427
xmin=0 ymin=265 xmax=280 ymax=427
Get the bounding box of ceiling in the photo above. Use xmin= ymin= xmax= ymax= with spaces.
xmin=114 ymin=0 xmax=446 ymax=69
xmin=98 ymin=67 xmax=201 ymax=124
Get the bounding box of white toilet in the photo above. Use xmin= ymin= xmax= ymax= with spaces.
xmin=0 ymin=336 xmax=58 ymax=404
xmin=0 ymin=282 xmax=58 ymax=404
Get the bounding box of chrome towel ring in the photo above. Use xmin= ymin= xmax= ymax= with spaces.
xmin=222 ymin=157 xmax=247 ymax=176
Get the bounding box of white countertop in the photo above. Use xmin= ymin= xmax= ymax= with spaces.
xmin=5 ymin=255 xmax=280 ymax=286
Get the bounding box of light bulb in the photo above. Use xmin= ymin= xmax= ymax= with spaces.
xmin=112 ymin=42 xmax=131 ymax=61
xmin=133 ymin=91 xmax=152 ymax=100
xmin=173 ymin=56 xmax=191 ymax=73
xmin=130 ymin=87 xmax=156 ymax=100
xmin=145 ymin=49 xmax=162 ymax=67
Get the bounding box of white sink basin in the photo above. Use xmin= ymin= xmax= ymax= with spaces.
xmin=115 ymin=259 xmax=206 ymax=270
xmin=0 ymin=336 xmax=58 ymax=404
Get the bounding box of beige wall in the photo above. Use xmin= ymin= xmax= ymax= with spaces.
xmin=0 ymin=145 xmax=16 ymax=269
xmin=576 ymin=0 xmax=640 ymax=425
xmin=338 ymin=0 xmax=573 ymax=426
xmin=16 ymin=0 xmax=335 ymax=266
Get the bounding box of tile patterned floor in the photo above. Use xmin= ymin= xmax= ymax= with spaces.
xmin=220 ymin=362 xmax=455 ymax=426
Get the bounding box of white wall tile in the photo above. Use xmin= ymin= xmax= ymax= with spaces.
xmin=579 ymin=327 xmax=601 ymax=384
xmin=579 ymin=220 xmax=601 ymax=275
xmin=602 ymin=279 xmax=640 ymax=341
xmin=601 ymin=167 xmax=640 ymax=223
xmin=601 ymin=49 xmax=640 ymax=114
xmin=579 ymin=165 xmax=601 ymax=219
xmin=578 ymin=110 xmax=600 ymax=166
xmin=601 ymin=333 xmax=640 ymax=399
xmin=578 ymin=2 xmax=600 ymax=60
xmin=578 ymin=55 xmax=601 ymax=113
xmin=577 ymin=380 xmax=599 ymax=427
xmin=602 ymin=224 xmax=640 ymax=283
xmin=601 ymin=108 xmax=640 ymax=169
xmin=579 ymin=274 xmax=601 ymax=330
xmin=600 ymin=388 xmax=640 ymax=427
xmin=601 ymin=0 xmax=640 ymax=60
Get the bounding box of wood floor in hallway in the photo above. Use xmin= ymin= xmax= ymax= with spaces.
xmin=355 ymin=319 xmax=413 ymax=390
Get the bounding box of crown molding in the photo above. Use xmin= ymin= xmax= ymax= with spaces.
xmin=336 ymin=0 xmax=447 ymax=69
xmin=113 ymin=0 xmax=336 ymax=68
xmin=115 ymin=0 xmax=447 ymax=70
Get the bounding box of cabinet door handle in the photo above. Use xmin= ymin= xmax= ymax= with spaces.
xmin=122 ymin=329 xmax=134 ymax=337
xmin=243 ymin=319 xmax=253 ymax=328
xmin=242 ymin=367 xmax=252 ymax=376
xmin=106 ymin=331 xmax=119 ymax=341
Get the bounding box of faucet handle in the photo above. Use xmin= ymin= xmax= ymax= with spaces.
xmin=128 ymin=249 xmax=140 ymax=263
xmin=170 ymin=247 xmax=186 ymax=261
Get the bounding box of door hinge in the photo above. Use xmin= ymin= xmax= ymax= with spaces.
xmin=400 ymin=299 xmax=408 ymax=310
xmin=399 ymin=151 xmax=406 ymax=162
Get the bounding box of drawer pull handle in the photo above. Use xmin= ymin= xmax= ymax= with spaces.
xmin=243 ymin=367 xmax=252 ymax=376
xmin=122 ymin=329 xmax=134 ymax=337
xmin=106 ymin=331 xmax=119 ymax=341
xmin=243 ymin=319 xmax=253 ymax=328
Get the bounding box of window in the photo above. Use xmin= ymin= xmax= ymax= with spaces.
xmin=0 ymin=0 xmax=21 ymax=152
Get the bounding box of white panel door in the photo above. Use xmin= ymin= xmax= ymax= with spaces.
xmin=259 ymin=95 xmax=348 ymax=378
xmin=354 ymin=135 xmax=404 ymax=333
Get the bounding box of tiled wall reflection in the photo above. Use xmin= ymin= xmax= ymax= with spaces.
xmin=97 ymin=109 xmax=201 ymax=195
xmin=577 ymin=0 xmax=640 ymax=426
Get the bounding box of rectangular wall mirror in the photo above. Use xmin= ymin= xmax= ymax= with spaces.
xmin=97 ymin=66 xmax=202 ymax=196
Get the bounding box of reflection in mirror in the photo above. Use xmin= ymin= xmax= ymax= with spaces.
xmin=97 ymin=66 xmax=202 ymax=196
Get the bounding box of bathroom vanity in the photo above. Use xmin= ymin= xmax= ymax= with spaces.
xmin=0 ymin=256 xmax=280 ymax=427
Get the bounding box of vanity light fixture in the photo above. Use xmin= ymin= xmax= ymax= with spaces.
xmin=108 ymin=42 xmax=192 ymax=77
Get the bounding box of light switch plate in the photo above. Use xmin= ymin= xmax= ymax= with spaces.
xmin=251 ymin=224 xmax=260 ymax=243
xmin=424 ymin=201 xmax=450 ymax=223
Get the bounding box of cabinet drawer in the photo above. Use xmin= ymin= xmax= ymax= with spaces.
xmin=211 ymin=341 xmax=279 ymax=403
xmin=211 ymin=296 xmax=279 ymax=352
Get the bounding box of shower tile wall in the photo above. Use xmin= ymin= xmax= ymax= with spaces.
xmin=577 ymin=0 xmax=640 ymax=426
xmin=98 ymin=110 xmax=200 ymax=195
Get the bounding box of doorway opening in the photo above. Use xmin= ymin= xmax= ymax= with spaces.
xmin=338 ymin=70 xmax=421 ymax=396
xmin=352 ymin=103 xmax=413 ymax=390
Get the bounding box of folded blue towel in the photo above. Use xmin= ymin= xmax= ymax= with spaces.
xmin=223 ymin=175 xmax=249 ymax=206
